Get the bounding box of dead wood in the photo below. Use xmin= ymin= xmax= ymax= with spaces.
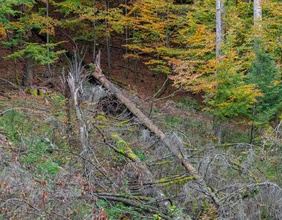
xmin=95 ymin=193 xmax=173 ymax=220
xmin=92 ymin=60 xmax=220 ymax=207
xmin=94 ymin=129 xmax=176 ymax=217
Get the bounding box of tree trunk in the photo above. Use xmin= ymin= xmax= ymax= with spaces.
xmin=254 ymin=0 xmax=262 ymax=32
xmin=216 ymin=0 xmax=224 ymax=60
xmin=92 ymin=0 xmax=97 ymax=62
xmin=124 ymin=0 xmax=129 ymax=79
xmin=92 ymin=63 xmax=220 ymax=207
xmin=214 ymin=121 xmax=222 ymax=144
xmin=105 ymin=0 xmax=111 ymax=76
xmin=254 ymin=0 xmax=262 ymax=49
xmin=46 ymin=0 xmax=52 ymax=76
xmin=108 ymin=134 xmax=174 ymax=216
xmin=22 ymin=56 xmax=34 ymax=87
xmin=215 ymin=0 xmax=224 ymax=143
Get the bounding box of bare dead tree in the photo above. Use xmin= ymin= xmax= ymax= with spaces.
xmin=67 ymin=50 xmax=92 ymax=177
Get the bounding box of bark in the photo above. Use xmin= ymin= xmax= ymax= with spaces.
xmin=216 ymin=0 xmax=224 ymax=60
xmin=62 ymin=73 xmax=73 ymax=135
xmin=22 ymin=56 xmax=34 ymax=87
xmin=214 ymin=121 xmax=222 ymax=144
xmin=92 ymin=61 xmax=220 ymax=207
xmin=67 ymin=74 xmax=89 ymax=158
xmin=92 ymin=0 xmax=97 ymax=62
xmin=124 ymin=0 xmax=129 ymax=78
xmin=67 ymin=53 xmax=92 ymax=176
xmin=254 ymin=0 xmax=262 ymax=31
xmin=107 ymin=134 xmax=174 ymax=215
xmin=254 ymin=0 xmax=262 ymax=48
xmin=105 ymin=0 xmax=111 ymax=76
xmin=95 ymin=193 xmax=173 ymax=220
xmin=215 ymin=0 xmax=224 ymax=143
xmin=46 ymin=0 xmax=52 ymax=75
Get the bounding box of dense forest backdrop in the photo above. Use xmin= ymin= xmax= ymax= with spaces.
xmin=0 ymin=0 xmax=282 ymax=219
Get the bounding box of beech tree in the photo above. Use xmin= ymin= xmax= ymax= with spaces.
xmin=1 ymin=0 xmax=64 ymax=86
xmin=120 ymin=0 xmax=177 ymax=75
xmin=171 ymin=0 xmax=281 ymax=137
xmin=254 ymin=0 xmax=262 ymax=34
xmin=0 ymin=1 xmax=282 ymax=219
xmin=216 ymin=0 xmax=224 ymax=60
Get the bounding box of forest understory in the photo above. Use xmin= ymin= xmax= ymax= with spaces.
xmin=1 ymin=0 xmax=282 ymax=219
xmin=0 ymin=47 xmax=281 ymax=219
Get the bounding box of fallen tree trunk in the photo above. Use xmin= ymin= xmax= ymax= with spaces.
xmin=92 ymin=63 xmax=220 ymax=207
xmin=95 ymin=193 xmax=172 ymax=220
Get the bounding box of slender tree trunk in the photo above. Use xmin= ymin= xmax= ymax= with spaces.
xmin=106 ymin=36 xmax=111 ymax=76
xmin=22 ymin=56 xmax=34 ymax=87
xmin=14 ymin=59 xmax=20 ymax=85
xmin=214 ymin=121 xmax=222 ymax=144
xmin=46 ymin=0 xmax=52 ymax=76
xmin=254 ymin=0 xmax=262 ymax=49
xmin=165 ymin=1 xmax=170 ymax=47
xmin=216 ymin=0 xmax=224 ymax=60
xmin=215 ymin=0 xmax=224 ymax=143
xmin=105 ymin=0 xmax=111 ymax=76
xmin=133 ymin=58 xmax=139 ymax=84
xmin=254 ymin=0 xmax=262 ymax=32
xmin=124 ymin=0 xmax=129 ymax=78
xmin=64 ymin=76 xmax=73 ymax=135
xmin=92 ymin=0 xmax=97 ymax=62
xmin=249 ymin=122 xmax=255 ymax=144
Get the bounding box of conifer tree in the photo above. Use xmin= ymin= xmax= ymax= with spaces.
xmin=247 ymin=49 xmax=282 ymax=142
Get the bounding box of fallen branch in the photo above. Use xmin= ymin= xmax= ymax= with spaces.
xmin=95 ymin=193 xmax=173 ymax=220
xmin=92 ymin=128 xmax=180 ymax=217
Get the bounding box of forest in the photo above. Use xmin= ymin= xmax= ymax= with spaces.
xmin=0 ymin=0 xmax=281 ymax=219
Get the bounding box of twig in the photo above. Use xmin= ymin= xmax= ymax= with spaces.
xmin=0 ymin=78 xmax=23 ymax=91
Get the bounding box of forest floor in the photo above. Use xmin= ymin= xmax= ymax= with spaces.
xmin=0 ymin=42 xmax=185 ymax=100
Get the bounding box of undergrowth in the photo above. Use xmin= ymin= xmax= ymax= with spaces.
xmin=0 ymin=91 xmax=281 ymax=219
